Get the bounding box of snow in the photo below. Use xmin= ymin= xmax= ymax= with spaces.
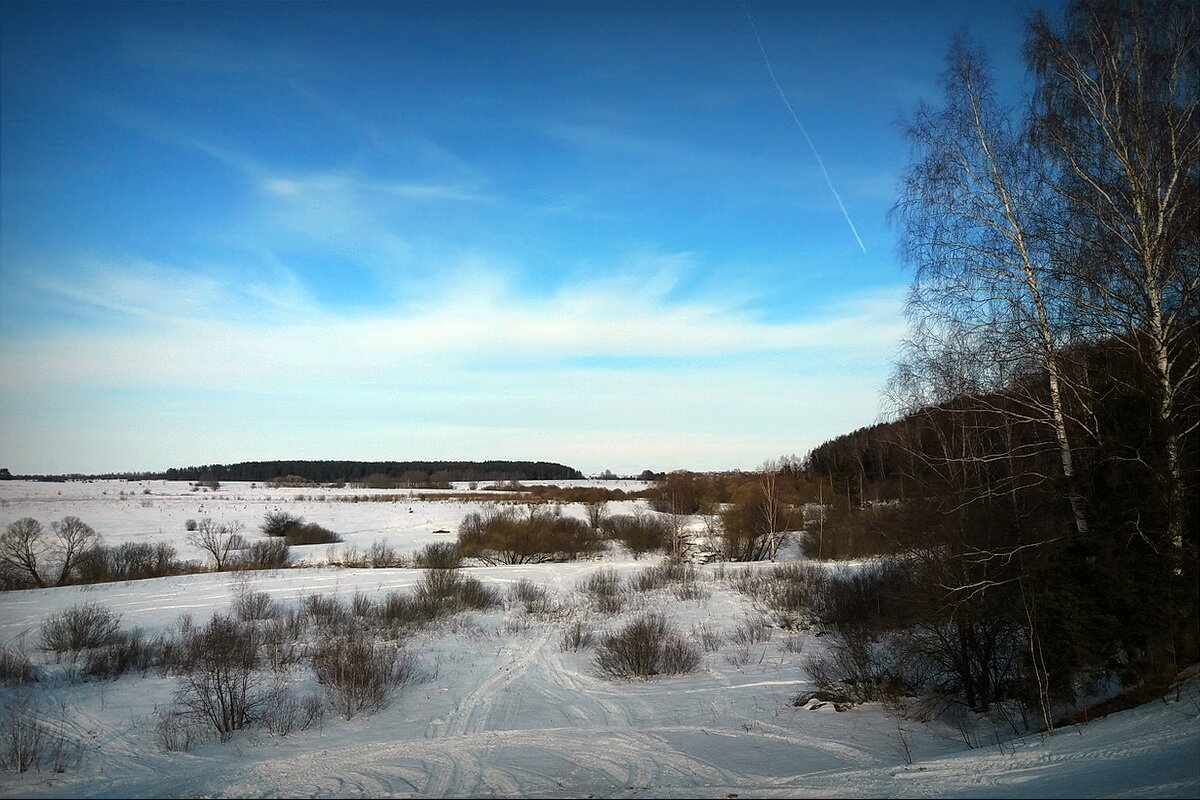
xmin=1 ymin=480 xmax=1197 ymax=799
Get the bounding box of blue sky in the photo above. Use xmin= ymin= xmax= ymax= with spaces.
xmin=0 ymin=0 xmax=1052 ymax=476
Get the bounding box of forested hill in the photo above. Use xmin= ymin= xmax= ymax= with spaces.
xmin=159 ymin=460 xmax=583 ymax=484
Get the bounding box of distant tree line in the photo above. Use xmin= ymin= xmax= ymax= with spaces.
xmin=158 ymin=460 xmax=583 ymax=484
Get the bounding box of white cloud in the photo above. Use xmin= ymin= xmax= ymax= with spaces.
xmin=3 ymin=259 xmax=902 ymax=387
xmin=0 ymin=257 xmax=902 ymax=473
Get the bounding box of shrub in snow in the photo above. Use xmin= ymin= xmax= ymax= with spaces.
xmin=802 ymin=626 xmax=907 ymax=706
xmin=595 ymin=613 xmax=701 ymax=679
xmin=510 ymin=579 xmax=554 ymax=614
xmin=260 ymin=511 xmax=302 ymax=538
xmin=0 ymin=690 xmax=81 ymax=773
xmin=415 ymin=568 xmax=501 ymax=611
xmin=367 ymin=539 xmax=406 ymax=568
xmin=186 ymin=519 xmax=248 ymax=572
xmin=153 ymin=708 xmax=205 ymax=752
xmin=413 ymin=541 xmax=463 ymax=569
xmin=578 ymin=568 xmax=626 ymax=614
xmin=40 ymin=602 xmax=122 ymax=654
xmin=260 ymin=613 xmax=308 ymax=673
xmin=233 ymin=590 xmax=280 ymax=622
xmin=629 ymin=560 xmax=710 ymax=601
xmin=0 ymin=645 xmax=37 ymax=686
xmin=260 ymin=511 xmax=342 ymax=546
xmin=75 ymin=541 xmax=181 ymax=583
xmin=602 ymin=513 xmax=671 ymax=557
xmin=83 ymin=628 xmax=157 ymax=680
xmin=284 ymin=522 xmax=342 ymax=546
xmin=457 ymin=507 xmax=601 ymax=565
xmin=303 ymin=594 xmax=352 ymax=632
xmin=174 ymin=613 xmax=262 ymax=741
xmin=560 ymin=620 xmax=596 ymax=652
xmin=312 ymin=631 xmax=417 ymax=720
xmin=728 ymin=616 xmax=773 ymax=648
xmin=260 ymin=684 xmax=325 ymax=736
xmin=238 ymin=539 xmax=290 ymax=571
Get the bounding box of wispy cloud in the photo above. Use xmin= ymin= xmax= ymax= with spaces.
xmin=0 ymin=261 xmax=899 ymax=473
xmin=2 ymin=255 xmax=902 ymax=392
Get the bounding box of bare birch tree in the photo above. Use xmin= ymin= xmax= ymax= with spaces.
xmin=894 ymin=40 xmax=1092 ymax=536
xmin=1028 ymin=0 xmax=1199 ymax=557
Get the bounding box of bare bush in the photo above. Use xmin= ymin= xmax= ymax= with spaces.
xmin=0 ymin=691 xmax=80 ymax=774
xmin=83 ymin=628 xmax=157 ymax=680
xmin=729 ymin=616 xmax=773 ymax=648
xmin=510 ymin=579 xmax=553 ymax=614
xmin=413 ymin=541 xmax=462 ymax=569
xmin=233 ymin=590 xmax=280 ymax=622
xmin=560 ymin=621 xmax=596 ymax=652
xmin=350 ymin=591 xmax=374 ymax=620
xmin=285 ymin=522 xmax=342 ymax=546
xmin=754 ymin=562 xmax=829 ymax=629
xmin=601 ymin=513 xmax=671 ymax=557
xmin=629 ymin=564 xmax=670 ymax=592
xmin=457 ymin=507 xmax=601 ymax=565
xmin=174 ymin=613 xmax=262 ymax=741
xmin=692 ymin=622 xmax=723 ymax=653
xmin=579 ymin=568 xmax=625 ymax=614
xmin=374 ymin=591 xmax=421 ymax=630
xmin=312 ymin=631 xmax=408 ymax=720
xmin=415 ymin=568 xmax=500 ymax=611
xmin=237 ymin=539 xmax=290 ymax=570
xmin=659 ymin=636 xmax=703 ymax=675
xmin=153 ymin=709 xmax=205 ymax=752
xmin=303 ymin=594 xmax=352 ymax=632
xmin=595 ymin=613 xmax=701 ymax=679
xmin=40 ymin=602 xmax=122 ymax=654
xmin=367 ymin=539 xmax=407 ymax=568
xmin=669 ymin=563 xmax=709 ymax=601
xmin=810 ymin=561 xmax=919 ymax=631
xmin=260 ymin=614 xmax=306 ymax=673
xmin=803 ymin=627 xmax=906 ymax=706
xmin=261 ymin=511 xmax=303 ymax=538
xmin=260 ymin=684 xmax=325 ymax=736
xmin=584 ymin=501 xmax=607 ymax=530
xmin=260 ymin=510 xmax=343 ymax=546
xmin=0 ymin=693 xmax=43 ymax=773
xmin=328 ymin=544 xmax=365 ymax=567
xmin=75 ymin=541 xmax=181 ymax=583
xmin=629 ymin=560 xmax=708 ymax=600
xmin=717 ymin=483 xmax=797 ymax=562
xmin=0 ymin=645 xmax=37 ymax=686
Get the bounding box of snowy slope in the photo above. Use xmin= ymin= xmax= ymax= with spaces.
xmin=1 ymin=481 xmax=1197 ymax=799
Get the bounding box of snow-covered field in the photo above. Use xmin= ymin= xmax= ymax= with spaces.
xmin=1 ymin=480 xmax=1197 ymax=799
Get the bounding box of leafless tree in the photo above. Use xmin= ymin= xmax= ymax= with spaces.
xmin=186 ymin=519 xmax=247 ymax=572
xmin=1029 ymin=0 xmax=1199 ymax=557
xmin=757 ymin=461 xmax=787 ymax=560
xmin=0 ymin=519 xmax=47 ymax=587
xmin=49 ymin=517 xmax=97 ymax=586
xmin=0 ymin=516 xmax=99 ymax=588
xmin=894 ymin=40 xmax=1091 ymax=537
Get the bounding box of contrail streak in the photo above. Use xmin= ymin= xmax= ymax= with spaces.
xmin=740 ymin=1 xmax=867 ymax=253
